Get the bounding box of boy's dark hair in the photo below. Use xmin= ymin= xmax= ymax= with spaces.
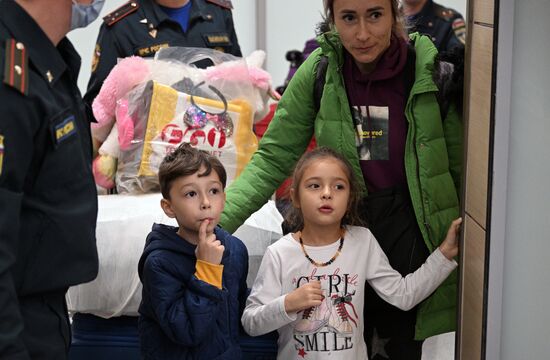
xmin=158 ymin=143 xmax=227 ymax=199
xmin=285 ymin=147 xmax=364 ymax=231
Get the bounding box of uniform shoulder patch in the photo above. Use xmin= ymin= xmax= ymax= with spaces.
xmin=2 ymin=39 xmax=28 ymax=95
xmin=434 ymin=4 xmax=455 ymax=21
xmin=206 ymin=0 xmax=233 ymax=10
xmin=103 ymin=1 xmax=139 ymax=27
xmin=452 ymin=18 xmax=467 ymax=45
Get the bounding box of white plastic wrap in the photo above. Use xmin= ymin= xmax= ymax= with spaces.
xmin=66 ymin=196 xmax=283 ymax=318
xmin=66 ymin=194 xmax=176 ymax=318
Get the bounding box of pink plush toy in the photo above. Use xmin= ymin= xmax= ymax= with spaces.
xmin=91 ymin=56 xmax=150 ymax=142
xmin=91 ymin=56 xmax=150 ymax=190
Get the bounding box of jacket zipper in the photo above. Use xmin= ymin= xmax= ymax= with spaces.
xmin=408 ymin=99 xmax=433 ymax=249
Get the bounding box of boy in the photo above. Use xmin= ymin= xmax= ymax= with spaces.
xmin=138 ymin=143 xmax=248 ymax=359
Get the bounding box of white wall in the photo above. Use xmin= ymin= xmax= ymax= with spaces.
xmin=263 ymin=0 xmax=325 ymax=87
xmin=498 ymin=0 xmax=550 ymax=359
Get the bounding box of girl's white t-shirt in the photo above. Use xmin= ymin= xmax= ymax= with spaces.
xmin=242 ymin=226 xmax=456 ymax=360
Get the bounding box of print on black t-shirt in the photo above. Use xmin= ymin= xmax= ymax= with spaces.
xmin=352 ymin=105 xmax=389 ymax=161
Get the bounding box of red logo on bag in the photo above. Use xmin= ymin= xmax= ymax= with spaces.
xmin=208 ymin=128 xmax=226 ymax=148
xmin=161 ymin=124 xmax=183 ymax=144
xmin=182 ymin=126 xmax=227 ymax=149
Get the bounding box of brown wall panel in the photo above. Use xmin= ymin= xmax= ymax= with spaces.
xmin=464 ymin=24 xmax=493 ymax=229
xmin=473 ymin=0 xmax=495 ymax=25
xmin=459 ymin=215 xmax=486 ymax=360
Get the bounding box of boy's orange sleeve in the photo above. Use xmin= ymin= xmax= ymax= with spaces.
xmin=194 ymin=259 xmax=224 ymax=289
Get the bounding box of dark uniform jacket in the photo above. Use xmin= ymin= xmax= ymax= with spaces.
xmin=406 ymin=0 xmax=466 ymax=52
xmin=84 ymin=0 xmax=242 ymax=119
xmin=0 ymin=1 xmax=98 ymax=357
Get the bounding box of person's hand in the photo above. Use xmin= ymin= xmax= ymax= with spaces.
xmin=284 ymin=280 xmax=324 ymax=313
xmin=195 ymin=220 xmax=224 ymax=265
xmin=439 ymin=217 xmax=463 ymax=260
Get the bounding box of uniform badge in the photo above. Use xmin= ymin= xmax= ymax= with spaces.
xmin=452 ymin=18 xmax=466 ymax=45
xmin=91 ymin=44 xmax=101 ymax=73
xmin=103 ymin=1 xmax=139 ymax=26
xmin=204 ymin=33 xmax=231 ymax=51
xmin=3 ymin=39 xmax=28 ymax=95
xmin=0 ymin=135 xmax=4 ymax=177
xmin=55 ymin=116 xmax=77 ymax=144
xmin=137 ymin=43 xmax=169 ymax=57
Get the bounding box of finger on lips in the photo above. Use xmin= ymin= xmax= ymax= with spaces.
xmin=199 ymin=219 xmax=209 ymax=242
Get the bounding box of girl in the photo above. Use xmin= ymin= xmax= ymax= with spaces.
xmin=241 ymin=147 xmax=461 ymax=359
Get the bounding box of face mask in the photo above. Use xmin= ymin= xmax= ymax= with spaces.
xmin=71 ymin=0 xmax=106 ymax=30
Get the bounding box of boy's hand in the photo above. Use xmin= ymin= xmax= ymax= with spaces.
xmin=195 ymin=220 xmax=224 ymax=265
xmin=284 ymin=280 xmax=324 ymax=313
xmin=439 ymin=217 xmax=463 ymax=260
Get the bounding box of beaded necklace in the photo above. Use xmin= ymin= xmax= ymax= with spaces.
xmin=299 ymin=233 xmax=344 ymax=267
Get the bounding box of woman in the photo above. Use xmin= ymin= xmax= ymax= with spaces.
xmin=220 ymin=0 xmax=462 ymax=358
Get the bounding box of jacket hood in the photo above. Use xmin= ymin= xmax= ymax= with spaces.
xmin=317 ymin=30 xmax=344 ymax=66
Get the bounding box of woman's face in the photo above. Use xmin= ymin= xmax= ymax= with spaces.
xmin=333 ymin=0 xmax=394 ymax=73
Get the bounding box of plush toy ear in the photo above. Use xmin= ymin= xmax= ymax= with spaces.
xmin=92 ymin=127 xmax=120 ymax=190
xmin=92 ymin=155 xmax=117 ymax=189
xmin=91 ymin=56 xmax=150 ymax=141
xmin=98 ymin=126 xmax=120 ymax=158
xmin=244 ymin=50 xmax=266 ymax=69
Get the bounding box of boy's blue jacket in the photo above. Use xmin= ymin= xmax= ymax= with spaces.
xmin=138 ymin=223 xmax=249 ymax=359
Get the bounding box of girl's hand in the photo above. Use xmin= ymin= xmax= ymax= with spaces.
xmin=195 ymin=219 xmax=224 ymax=264
xmin=439 ymin=217 xmax=463 ymax=260
xmin=284 ymin=280 xmax=324 ymax=313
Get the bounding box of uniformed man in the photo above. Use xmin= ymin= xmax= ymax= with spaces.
xmin=0 ymin=0 xmax=102 ymax=358
xmin=84 ymin=0 xmax=242 ymax=121
xmin=402 ymin=0 xmax=466 ymax=52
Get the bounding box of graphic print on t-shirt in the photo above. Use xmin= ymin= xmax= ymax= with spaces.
xmin=351 ymin=105 xmax=389 ymax=161
xmin=292 ymin=269 xmax=359 ymax=357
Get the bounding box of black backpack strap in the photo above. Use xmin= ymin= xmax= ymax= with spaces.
xmin=403 ymin=42 xmax=416 ymax=104
xmin=313 ymin=55 xmax=329 ymax=113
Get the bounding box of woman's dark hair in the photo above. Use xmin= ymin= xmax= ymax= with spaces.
xmin=285 ymin=147 xmax=364 ymax=231
xmin=321 ymin=0 xmax=407 ymax=39
xmin=158 ymin=143 xmax=227 ymax=199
